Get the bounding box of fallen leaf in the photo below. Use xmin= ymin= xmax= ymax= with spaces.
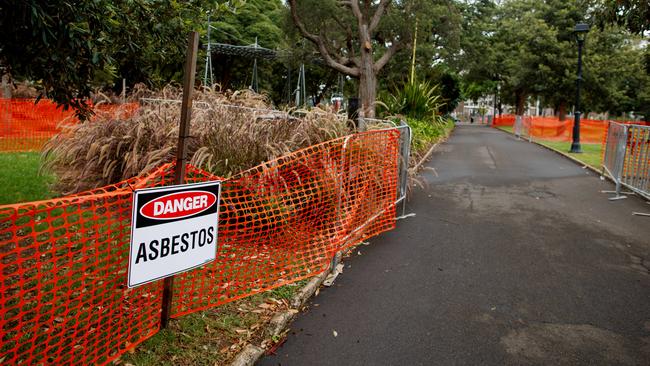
xmin=332 ymin=329 xmax=338 ymax=337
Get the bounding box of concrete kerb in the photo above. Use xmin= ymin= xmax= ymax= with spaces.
xmin=228 ymin=270 xmax=329 ymax=366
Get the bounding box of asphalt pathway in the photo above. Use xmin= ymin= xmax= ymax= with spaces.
xmin=259 ymin=126 xmax=650 ymax=366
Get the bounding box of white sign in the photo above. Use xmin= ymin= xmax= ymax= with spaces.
xmin=128 ymin=181 xmax=221 ymax=288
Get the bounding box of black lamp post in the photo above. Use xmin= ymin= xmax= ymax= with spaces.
xmin=570 ymin=23 xmax=590 ymax=153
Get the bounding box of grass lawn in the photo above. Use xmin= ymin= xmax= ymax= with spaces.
xmin=536 ymin=140 xmax=602 ymax=169
xmin=495 ymin=126 xmax=603 ymax=169
xmin=0 ymin=152 xmax=54 ymax=205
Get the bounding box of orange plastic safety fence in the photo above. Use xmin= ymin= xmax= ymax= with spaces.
xmin=0 ymin=99 xmax=138 ymax=152
xmin=0 ymin=128 xmax=400 ymax=365
xmin=493 ymin=115 xmax=648 ymax=144
xmin=171 ymin=130 xmax=400 ymax=316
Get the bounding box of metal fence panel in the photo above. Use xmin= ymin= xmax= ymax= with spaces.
xmin=621 ymin=125 xmax=650 ymax=199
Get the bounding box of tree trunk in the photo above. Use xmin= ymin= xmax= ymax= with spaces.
xmin=515 ymin=91 xmax=526 ymax=116
xmin=1 ymin=71 xmax=12 ymax=135
xmin=358 ymin=71 xmax=377 ymax=119
xmin=558 ymin=101 xmax=567 ymax=121
xmin=1 ymin=72 xmax=11 ymax=99
xmin=514 ymin=90 xmax=527 ymax=137
xmin=358 ymin=36 xmax=377 ymax=119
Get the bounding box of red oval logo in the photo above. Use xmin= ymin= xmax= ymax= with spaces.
xmin=140 ymin=190 xmax=217 ymax=220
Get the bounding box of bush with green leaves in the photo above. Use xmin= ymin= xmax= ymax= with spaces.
xmin=407 ymin=117 xmax=454 ymax=155
xmin=381 ymin=78 xmax=445 ymax=120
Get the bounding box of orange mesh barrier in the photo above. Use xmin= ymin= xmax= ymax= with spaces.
xmin=0 ymin=128 xmax=400 ymax=365
xmin=493 ymin=115 xmax=648 ymax=144
xmin=0 ymin=99 xmax=139 ymax=152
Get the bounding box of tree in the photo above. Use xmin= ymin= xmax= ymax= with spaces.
xmin=534 ymin=0 xmax=590 ymax=120
xmin=494 ymin=0 xmax=556 ymax=117
xmin=453 ymin=0 xmax=499 ymax=101
xmin=0 ymin=0 xmax=236 ymax=117
xmin=287 ymin=0 xmax=455 ymax=118
xmin=581 ymin=27 xmax=649 ymax=119
xmin=208 ymin=0 xmax=286 ymax=97
xmin=596 ymin=0 xmax=650 ymax=34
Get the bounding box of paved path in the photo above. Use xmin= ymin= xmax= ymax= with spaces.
xmin=259 ymin=126 xmax=650 ymax=366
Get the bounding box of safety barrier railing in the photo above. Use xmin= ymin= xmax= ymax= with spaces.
xmin=603 ymin=122 xmax=650 ymax=200
xmin=360 ymin=117 xmax=412 ymax=210
xmin=0 ymin=127 xmax=405 ymax=365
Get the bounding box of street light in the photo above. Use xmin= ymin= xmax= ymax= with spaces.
xmin=570 ymin=23 xmax=590 ymax=153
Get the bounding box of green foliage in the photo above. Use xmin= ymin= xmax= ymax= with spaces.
xmin=454 ymin=0 xmax=650 ymax=119
xmin=208 ymin=0 xmax=287 ymax=99
xmin=408 ymin=117 xmax=454 ymax=154
xmin=595 ymin=0 xmax=650 ymax=34
xmin=382 ymin=79 xmax=445 ymax=120
xmin=285 ymin=0 xmax=460 ymax=116
xmin=0 ymin=0 xmax=236 ymax=117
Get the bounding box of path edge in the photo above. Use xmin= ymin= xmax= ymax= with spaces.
xmin=228 ymin=270 xmax=329 ymax=366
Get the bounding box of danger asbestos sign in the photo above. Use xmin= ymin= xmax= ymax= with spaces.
xmin=128 ymin=181 xmax=221 ymax=288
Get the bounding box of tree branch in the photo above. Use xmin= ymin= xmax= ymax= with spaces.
xmin=374 ymin=40 xmax=404 ymax=72
xmin=369 ymin=0 xmax=392 ymax=34
xmin=289 ymin=0 xmax=359 ymax=76
xmin=348 ymin=0 xmax=364 ymax=23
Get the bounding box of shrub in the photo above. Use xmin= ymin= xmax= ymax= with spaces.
xmin=408 ymin=117 xmax=454 ymax=155
xmin=381 ymin=79 xmax=445 ymax=120
xmin=42 ymin=86 xmax=351 ymax=194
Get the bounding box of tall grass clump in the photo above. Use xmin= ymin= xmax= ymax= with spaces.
xmin=42 ymin=86 xmax=351 ymax=194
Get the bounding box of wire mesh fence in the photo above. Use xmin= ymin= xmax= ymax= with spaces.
xmin=0 ymin=128 xmax=402 ymax=365
xmin=493 ymin=114 xmax=648 ymax=144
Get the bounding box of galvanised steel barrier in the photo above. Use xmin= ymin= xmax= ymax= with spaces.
xmin=603 ymin=122 xmax=650 ymax=200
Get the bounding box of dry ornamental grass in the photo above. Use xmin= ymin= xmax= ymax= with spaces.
xmin=42 ymin=86 xmax=351 ymax=194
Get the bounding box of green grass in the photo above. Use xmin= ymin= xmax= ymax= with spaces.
xmin=495 ymin=126 xmax=603 ymax=169
xmin=536 ymin=140 xmax=602 ymax=169
xmin=0 ymin=152 xmax=54 ymax=205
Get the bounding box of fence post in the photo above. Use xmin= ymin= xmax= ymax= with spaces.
xmin=161 ymin=31 xmax=199 ymax=329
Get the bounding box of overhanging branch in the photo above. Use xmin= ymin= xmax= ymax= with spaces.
xmin=374 ymin=40 xmax=404 ymax=72
xmin=369 ymin=0 xmax=391 ymax=34
xmin=289 ymin=0 xmax=360 ymax=76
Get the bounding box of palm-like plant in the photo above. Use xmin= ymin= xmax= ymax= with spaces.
xmin=383 ymin=78 xmax=446 ymax=121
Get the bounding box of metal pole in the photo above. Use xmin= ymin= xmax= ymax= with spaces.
xmin=161 ymin=31 xmax=199 ymax=329
xmin=204 ymin=15 xmax=212 ymax=86
xmin=122 ymin=78 xmax=126 ymax=103
xmin=301 ymin=64 xmax=307 ymax=106
xmin=570 ymin=38 xmax=584 ymax=153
